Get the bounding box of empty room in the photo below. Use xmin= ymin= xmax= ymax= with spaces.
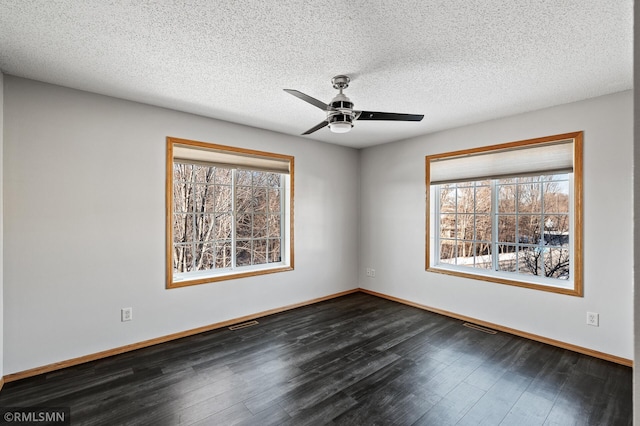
xmin=0 ymin=1 xmax=636 ymax=425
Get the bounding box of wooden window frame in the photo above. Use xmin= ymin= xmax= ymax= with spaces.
xmin=426 ymin=132 xmax=583 ymax=296
xmin=166 ymin=137 xmax=294 ymax=289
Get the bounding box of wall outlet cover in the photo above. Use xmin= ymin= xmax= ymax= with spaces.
xmin=587 ymin=312 xmax=599 ymax=327
xmin=121 ymin=307 xmax=133 ymax=322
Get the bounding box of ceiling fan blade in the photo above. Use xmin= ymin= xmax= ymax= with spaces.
xmin=302 ymin=120 xmax=329 ymax=135
xmin=356 ymin=111 xmax=424 ymax=121
xmin=284 ymin=89 xmax=329 ymax=111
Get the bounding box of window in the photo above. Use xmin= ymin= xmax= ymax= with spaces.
xmin=426 ymin=132 xmax=583 ymax=296
xmin=166 ymin=137 xmax=294 ymax=288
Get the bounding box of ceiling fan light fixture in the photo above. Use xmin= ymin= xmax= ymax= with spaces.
xmin=329 ymin=114 xmax=353 ymax=133
xmin=329 ymin=122 xmax=352 ymax=133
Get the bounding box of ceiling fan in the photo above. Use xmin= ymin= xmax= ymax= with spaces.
xmin=284 ymin=75 xmax=424 ymax=135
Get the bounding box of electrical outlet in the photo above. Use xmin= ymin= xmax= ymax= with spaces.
xmin=366 ymin=268 xmax=371 ymax=277
xmin=370 ymin=269 xmax=376 ymax=277
xmin=121 ymin=307 xmax=133 ymax=322
xmin=586 ymin=312 xmax=599 ymax=327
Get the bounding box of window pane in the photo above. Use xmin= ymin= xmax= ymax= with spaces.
xmin=253 ymin=214 xmax=268 ymax=238
xmin=456 ymin=187 xmax=475 ymax=213
xmin=440 ymin=214 xmax=456 ymax=238
xmin=252 ymin=171 xmax=268 ymax=186
xmin=518 ymin=215 xmax=541 ymax=244
xmin=173 ymin=244 xmax=193 ymax=273
xmin=215 ymin=185 xmax=232 ymax=212
xmin=456 ymin=214 xmax=474 ymax=239
xmin=518 ymin=247 xmax=542 ymax=276
xmin=215 ymin=213 xmax=233 ymax=240
xmin=174 ymin=163 xmax=192 ymax=182
xmin=517 ymin=182 xmax=541 ymax=213
xmin=498 ymin=184 xmax=516 ymax=213
xmin=267 ymin=173 xmax=281 ymax=187
xmin=236 ymin=240 xmax=252 ymax=266
xmin=253 ymin=187 xmax=268 ymax=213
xmin=268 ymin=214 xmax=281 ymax=238
xmin=174 ymin=214 xmax=194 ymax=243
xmin=173 ymin=183 xmax=193 ymax=213
xmin=195 ymin=243 xmax=215 ymax=271
xmin=236 ymin=213 xmax=252 ymax=239
xmin=497 ymin=244 xmax=517 ymax=272
xmin=544 ymin=215 xmax=569 ymax=246
xmin=498 ymin=215 xmax=516 ymax=242
xmin=439 ymin=239 xmax=456 ymax=262
xmin=268 ymin=239 xmax=281 ymax=263
xmin=215 ymin=241 xmax=232 ymax=268
xmin=195 ymin=214 xmax=215 ymax=242
xmin=215 ymin=168 xmax=232 ymax=185
xmin=236 ymin=170 xmax=252 ymax=186
xmin=475 ymin=186 xmax=491 ymax=214
xmin=474 ymin=243 xmax=492 ymax=269
xmin=543 ymin=179 xmax=570 ymax=213
xmin=194 ymin=184 xmax=215 ymax=213
xmin=475 ymin=214 xmax=491 ymax=241
xmin=268 ymin=188 xmax=281 ymax=212
xmin=236 ymin=186 xmax=252 ymax=212
xmin=439 ymin=185 xmax=456 ymax=213
xmin=193 ymin=165 xmax=215 ymax=183
xmin=456 ymin=241 xmax=473 ymax=262
xmin=254 ymin=239 xmax=268 ymax=265
xmin=544 ymin=248 xmax=570 ymax=279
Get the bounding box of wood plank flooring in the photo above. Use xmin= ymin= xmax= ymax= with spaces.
xmin=0 ymin=292 xmax=632 ymax=425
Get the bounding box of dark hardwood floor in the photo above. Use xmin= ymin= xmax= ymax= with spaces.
xmin=0 ymin=293 xmax=632 ymax=425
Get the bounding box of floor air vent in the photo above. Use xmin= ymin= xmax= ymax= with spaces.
xmin=463 ymin=322 xmax=497 ymax=335
xmin=228 ymin=320 xmax=259 ymax=330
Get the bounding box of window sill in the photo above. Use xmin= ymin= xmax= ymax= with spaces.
xmin=426 ymin=264 xmax=581 ymax=297
xmin=168 ymin=263 xmax=293 ymax=289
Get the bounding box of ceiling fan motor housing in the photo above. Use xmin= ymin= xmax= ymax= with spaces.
xmin=328 ymin=91 xmax=355 ymax=132
xmin=328 ymin=92 xmax=355 ymax=132
xmin=330 ymin=91 xmax=353 ymax=109
xmin=329 ymin=113 xmax=353 ymax=127
xmin=330 ymin=98 xmax=354 ymax=112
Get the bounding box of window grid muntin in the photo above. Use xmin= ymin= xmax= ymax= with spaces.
xmin=435 ymin=173 xmax=571 ymax=283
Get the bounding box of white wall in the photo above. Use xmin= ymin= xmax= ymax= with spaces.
xmin=360 ymin=91 xmax=633 ymax=360
xmin=2 ymin=76 xmax=360 ymax=374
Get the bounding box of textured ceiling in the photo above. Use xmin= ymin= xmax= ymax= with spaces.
xmin=0 ymin=1 xmax=633 ymax=148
